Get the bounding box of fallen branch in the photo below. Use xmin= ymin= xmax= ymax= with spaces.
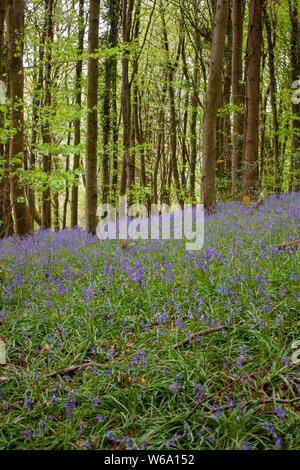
xmin=209 ymin=396 xmax=300 ymax=414
xmin=186 ymin=370 xmax=265 ymax=420
xmin=172 ymin=326 xmax=229 ymax=349
xmin=45 ymin=361 xmax=109 ymax=378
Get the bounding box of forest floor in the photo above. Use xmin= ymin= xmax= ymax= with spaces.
xmin=0 ymin=193 xmax=299 ymax=450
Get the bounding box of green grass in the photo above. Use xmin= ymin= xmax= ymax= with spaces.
xmin=0 ymin=194 xmax=299 ymax=450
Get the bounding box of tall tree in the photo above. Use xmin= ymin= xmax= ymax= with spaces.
xmin=101 ymin=0 xmax=120 ymax=206
xmin=121 ymin=0 xmax=135 ymax=205
xmin=201 ymin=0 xmax=229 ymax=210
xmin=264 ymin=5 xmax=280 ymax=193
xmin=6 ymin=0 xmax=31 ymax=235
xmin=71 ymin=0 xmax=85 ymax=228
xmin=161 ymin=6 xmax=183 ymax=206
xmin=0 ymin=0 xmax=13 ymax=238
xmin=189 ymin=33 xmax=201 ymax=202
xmin=29 ymin=13 xmax=45 ymax=230
xmin=289 ymin=0 xmax=300 ymax=192
xmin=231 ymin=0 xmax=245 ymax=195
xmin=85 ymin=0 xmax=100 ymax=234
xmin=242 ymin=0 xmax=264 ymax=197
xmin=41 ymin=0 xmax=54 ymax=229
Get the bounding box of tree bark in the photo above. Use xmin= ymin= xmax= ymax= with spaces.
xmin=41 ymin=0 xmax=54 ymax=229
xmin=101 ymin=0 xmax=120 ymax=205
xmin=0 ymin=0 xmax=9 ymax=237
xmin=121 ymin=0 xmax=135 ymax=206
xmin=201 ymin=0 xmax=229 ymax=210
xmin=264 ymin=6 xmax=280 ymax=193
xmin=190 ymin=33 xmax=201 ymax=202
xmin=29 ymin=20 xmax=45 ymax=230
xmin=259 ymin=86 xmax=270 ymax=187
xmin=71 ymin=0 xmax=84 ymax=227
xmin=85 ymin=0 xmax=100 ymax=234
xmin=231 ymin=0 xmax=245 ymax=196
xmin=6 ymin=0 xmax=31 ymax=235
xmin=289 ymin=0 xmax=300 ymax=192
xmin=242 ymin=0 xmax=264 ymax=197
xmin=161 ymin=9 xmax=183 ymax=206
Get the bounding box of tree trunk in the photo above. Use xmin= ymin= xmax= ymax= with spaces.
xmin=259 ymin=86 xmax=270 ymax=187
xmin=264 ymin=6 xmax=280 ymax=193
xmin=71 ymin=0 xmax=84 ymax=227
xmin=101 ymin=0 xmax=120 ymax=205
xmin=0 ymin=0 xmax=7 ymax=237
xmin=242 ymin=0 xmax=264 ymax=197
xmin=201 ymin=0 xmax=229 ymax=210
xmin=85 ymin=0 xmax=100 ymax=234
xmin=29 ymin=24 xmax=45 ymax=230
xmin=41 ymin=0 xmax=54 ymax=229
xmin=190 ymin=33 xmax=201 ymax=202
xmin=121 ymin=0 xmax=135 ymax=206
xmin=289 ymin=0 xmax=300 ymax=192
xmin=231 ymin=0 xmax=245 ymax=196
xmin=6 ymin=0 xmax=31 ymax=235
xmin=161 ymin=9 xmax=183 ymax=206
xmin=111 ymin=50 xmax=119 ymax=203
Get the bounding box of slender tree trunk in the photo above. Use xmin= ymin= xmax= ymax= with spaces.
xmin=201 ymin=0 xmax=229 ymax=210
xmin=53 ymin=167 xmax=59 ymax=231
xmin=181 ymin=90 xmax=189 ymax=195
xmin=161 ymin=9 xmax=183 ymax=206
xmin=6 ymin=0 xmax=31 ymax=235
xmin=121 ymin=0 xmax=135 ymax=205
xmin=259 ymin=86 xmax=270 ymax=187
xmin=231 ymin=0 xmax=245 ymax=196
xmin=242 ymin=0 xmax=264 ymax=197
xmin=0 ymin=8 xmax=13 ymax=238
xmin=264 ymin=6 xmax=280 ymax=193
xmin=41 ymin=0 xmax=54 ymax=229
xmin=0 ymin=0 xmax=6 ymax=237
xmin=289 ymin=0 xmax=300 ymax=192
xmin=101 ymin=0 xmax=120 ymax=205
xmin=29 ymin=31 xmax=44 ymax=230
xmin=153 ymin=77 xmax=167 ymax=205
xmin=222 ymin=9 xmax=232 ymax=195
xmin=85 ymin=0 xmax=100 ymax=234
xmin=190 ymin=33 xmax=201 ymax=202
xmin=71 ymin=0 xmax=84 ymax=227
xmin=63 ymin=122 xmax=72 ymax=229
xmin=0 ymin=45 xmax=14 ymax=237
xmin=111 ymin=50 xmax=119 ymax=202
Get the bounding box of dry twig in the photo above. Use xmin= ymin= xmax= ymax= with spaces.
xmin=172 ymin=326 xmax=229 ymax=349
xmin=45 ymin=361 xmax=108 ymax=378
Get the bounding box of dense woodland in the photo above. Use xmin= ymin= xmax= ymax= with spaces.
xmin=0 ymin=0 xmax=299 ymax=236
xmin=0 ymin=0 xmax=300 ymax=452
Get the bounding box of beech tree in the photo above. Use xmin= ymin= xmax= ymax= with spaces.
xmin=71 ymin=0 xmax=85 ymax=227
xmin=85 ymin=0 xmax=100 ymax=234
xmin=242 ymin=0 xmax=264 ymax=197
xmin=201 ymin=0 xmax=229 ymax=210
xmin=6 ymin=0 xmax=31 ymax=235
xmin=41 ymin=0 xmax=54 ymax=229
xmin=289 ymin=0 xmax=300 ymax=192
xmin=231 ymin=0 xmax=245 ymax=195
